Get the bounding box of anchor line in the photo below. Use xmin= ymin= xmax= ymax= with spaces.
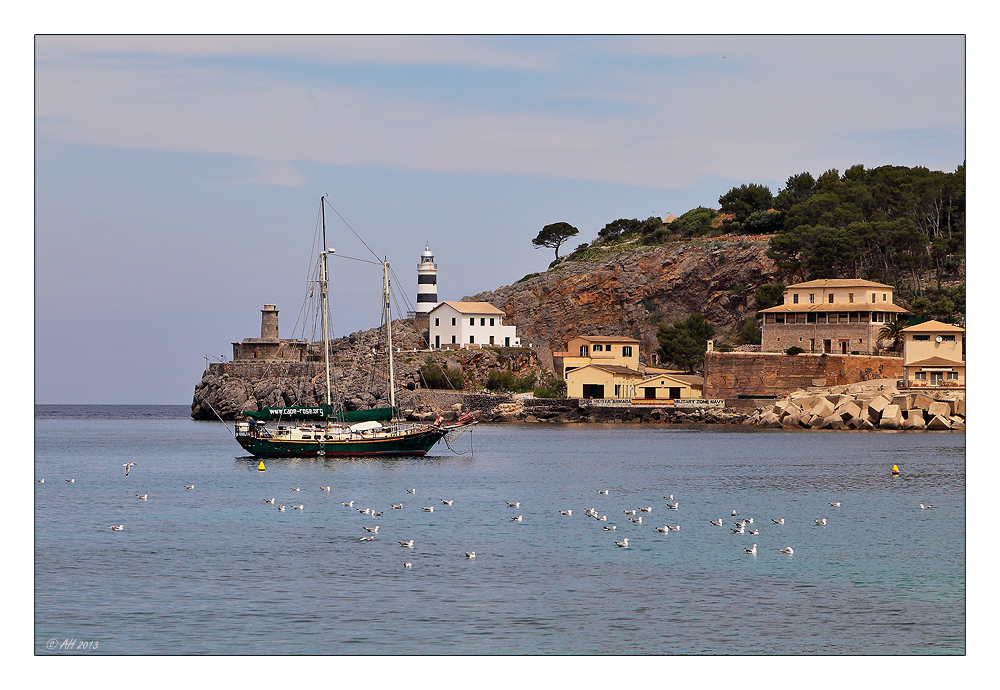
xmin=444 ymin=427 xmax=474 ymax=456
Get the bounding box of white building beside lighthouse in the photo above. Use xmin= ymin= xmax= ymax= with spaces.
xmin=415 ymin=244 xmax=438 ymax=316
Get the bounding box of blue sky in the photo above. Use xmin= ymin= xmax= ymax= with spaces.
xmin=31 ymin=34 xmax=967 ymax=404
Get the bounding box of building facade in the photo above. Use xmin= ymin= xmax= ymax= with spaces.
xmin=427 ymin=301 xmax=520 ymax=349
xmin=553 ymin=335 xmax=641 ymax=379
xmin=565 ymin=364 xmax=646 ymax=399
xmin=232 ymin=304 xmax=309 ymax=362
xmin=759 ymin=279 xmax=909 ymax=355
xmin=901 ymin=320 xmax=965 ymax=388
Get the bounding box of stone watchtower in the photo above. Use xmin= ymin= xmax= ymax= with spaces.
xmin=261 ymin=304 xmax=280 ymax=339
xmin=232 ymin=304 xmax=308 ymax=361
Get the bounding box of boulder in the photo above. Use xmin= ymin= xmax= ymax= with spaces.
xmin=859 ymin=418 xmax=876 ymax=430
xmin=927 ymin=401 xmax=951 ymax=419
xmin=837 ymin=401 xmax=862 ymax=423
xmin=822 ymin=414 xmax=846 ymax=430
xmin=953 ymin=398 xmax=966 ymax=416
xmin=879 ymin=404 xmax=902 ymax=430
xmin=901 ymin=410 xmax=926 ymax=430
xmin=926 ymin=414 xmax=951 ymax=430
xmin=913 ymin=393 xmax=935 ymax=411
xmin=809 ymin=398 xmax=835 ymax=420
xmin=891 ymin=394 xmax=912 ymax=412
xmin=868 ymin=395 xmax=891 ymax=414
xmin=950 ymin=417 xmax=965 ymax=430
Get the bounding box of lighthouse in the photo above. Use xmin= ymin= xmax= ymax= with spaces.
xmin=416 ymin=244 xmax=438 ymax=316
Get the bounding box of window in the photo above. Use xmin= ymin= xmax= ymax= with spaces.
xmin=607 ymin=345 xmax=613 ymax=352
xmin=828 ymin=294 xmax=834 ymax=303
xmin=469 ymin=335 xmax=474 ymax=344
xmin=915 ymin=372 xmax=926 ymax=380
xmin=793 ymin=294 xmax=799 ymax=304
xmin=480 ymin=318 xmax=485 ymax=326
xmin=848 ymin=293 xmax=854 ymax=303
xmin=913 ymin=335 xmax=930 ymax=342
xmin=435 ymin=318 xmax=439 ymax=326
xmin=451 ymin=335 xmax=456 ymax=344
xmin=470 ymin=318 xmax=475 ymax=326
xmin=580 ymin=345 xmax=589 ymax=357
xmin=490 ymin=318 xmax=495 ymax=326
xmin=883 ymin=293 xmax=887 ymax=301
xmin=941 ymin=335 xmax=956 ymax=342
xmin=807 ymin=313 xmax=816 ymax=324
xmin=871 ymin=293 xmax=876 ymax=303
xmin=452 ymin=318 xmax=456 ymax=326
xmin=776 ymin=314 xmax=785 ymax=324
xmin=623 ymin=346 xmax=633 ymax=357
xmin=593 ymin=344 xmax=603 ymax=352
xmin=948 ymin=371 xmax=958 ymax=379
xmin=809 ymin=293 xmax=815 ymax=304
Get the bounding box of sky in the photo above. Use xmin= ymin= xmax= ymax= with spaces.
xmin=29 ymin=32 xmax=969 ymax=404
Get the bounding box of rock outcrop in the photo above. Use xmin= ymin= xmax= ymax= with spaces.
xmin=465 ymin=237 xmax=780 ymax=363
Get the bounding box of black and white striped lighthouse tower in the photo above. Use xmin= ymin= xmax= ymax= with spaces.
xmin=415 ymin=244 xmax=438 ymax=315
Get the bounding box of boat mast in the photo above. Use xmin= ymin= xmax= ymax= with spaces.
xmin=383 ymin=258 xmax=396 ymax=413
xmin=320 ymin=196 xmax=333 ymax=408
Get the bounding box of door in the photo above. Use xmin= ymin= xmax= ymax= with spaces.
xmin=644 ymin=387 xmax=657 ymax=399
xmin=840 ymin=340 xmax=848 ymax=354
xmin=582 ymin=384 xmax=604 ymax=398
xmin=823 ymin=339 xmax=832 ymax=353
xmin=435 ymin=335 xmax=440 ymax=348
xmin=669 ymin=387 xmax=681 ymax=399
xmin=490 ymin=335 xmax=495 ymax=345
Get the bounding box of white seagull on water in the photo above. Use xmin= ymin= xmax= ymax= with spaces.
xmin=629 ymin=517 xmax=643 ymax=524
xmin=277 ymin=506 xmax=285 ymax=512
xmin=363 ymin=526 xmax=379 ymax=533
xmin=745 ymin=544 xmax=758 ymax=555
xmin=320 ymin=486 xmax=331 ymax=492
xmin=407 ymin=488 xmax=416 ymax=494
xmin=814 ymin=518 xmax=827 ymax=525
xmin=598 ymin=490 xmax=609 ymax=495
xmin=656 ymin=526 xmax=669 ymax=533
xmin=667 ymin=525 xmax=680 ymax=531
xmin=640 ymin=506 xmax=652 ymax=513
xmin=360 ymin=536 xmax=376 ymax=542
xmin=830 ymin=502 xmax=841 ymax=507
xmin=710 ymin=519 xmax=723 ymax=526
xmin=37 ymin=479 xmax=44 ymax=483
xmin=779 ymin=547 xmax=794 ymax=555
xmin=771 ymin=518 xmax=785 ymax=524
xmin=264 ymin=498 xmax=275 ymax=504
xmin=615 ymin=538 xmax=629 ymax=548
xmin=123 ymin=462 xmax=137 ymax=477
xmin=403 ymin=562 xmax=412 ymax=568
xmin=342 ymin=501 xmax=354 ymax=507
xmin=560 ymin=510 xmax=572 ymax=516
xmin=392 ymin=503 xmax=403 ymax=509
xmin=109 ymin=524 xmax=124 ymax=531
xmin=441 ymin=499 xmax=454 ymax=505
xmin=399 ymin=540 xmax=414 ymax=548
xmin=422 ymin=506 xmax=434 ymax=512
xmin=667 ymin=502 xmax=680 ymax=510
xmin=66 ymin=479 xmax=76 ymax=483
xmin=506 ymin=502 xmax=520 ymax=508
xmin=292 ymin=504 xmax=304 ymax=510
xmin=136 ymin=494 xmax=148 ymax=500
xmin=511 ymin=515 xmax=523 ymax=522
xmin=623 ymin=509 xmax=636 ymax=515
xmin=604 ymin=525 xmax=616 ymax=531
xmin=920 ymin=503 xmax=933 ymax=509
xmin=465 ymin=552 xmax=476 ymax=559
xmin=184 ymin=485 xmax=194 ymax=490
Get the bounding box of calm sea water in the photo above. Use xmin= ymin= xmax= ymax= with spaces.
xmin=34 ymin=405 xmax=965 ymax=655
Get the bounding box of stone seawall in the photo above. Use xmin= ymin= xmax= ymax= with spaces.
xmin=704 ymin=352 xmax=904 ymax=400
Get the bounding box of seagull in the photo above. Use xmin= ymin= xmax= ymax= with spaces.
xmin=277 ymin=506 xmax=286 ymax=511
xmin=604 ymin=525 xmax=617 ymax=531
xmin=403 ymin=562 xmax=412 ymax=568
xmin=814 ymin=518 xmax=827 ymax=526
xmin=511 ymin=515 xmax=523 ymax=522
xmin=363 ymin=526 xmax=379 ymax=533
xmin=407 ymin=489 xmax=416 ymax=494
xmin=598 ymin=490 xmax=609 ymax=495
xmin=745 ymin=544 xmax=758 ymax=555
xmin=109 ymin=524 xmax=124 ymax=531
xmin=320 ymin=486 xmax=331 ymax=492
xmin=779 ymin=547 xmax=794 ymax=555
xmin=668 ymin=525 xmax=681 ymax=531
xmin=136 ymin=494 xmax=148 ymax=500
xmin=360 ymin=536 xmax=376 ymax=542
xmin=615 ymin=538 xmax=629 ymax=548
xmin=664 ymin=495 xmax=674 ymax=500
xmin=372 ymin=511 xmax=383 ymax=517
xmin=37 ymin=479 xmax=44 ymax=483
xmin=830 ymin=502 xmax=841 ymax=507
xmin=123 ymin=462 xmax=137 ymax=477
xmin=399 ymin=540 xmax=414 ymax=547
xmin=748 ymin=529 xmax=759 ymax=535
xmin=656 ymin=526 xmax=669 ymax=533
xmin=465 ymin=552 xmax=476 ymax=559
xmin=598 ymin=515 xmax=608 ymax=521
xmin=710 ymin=519 xmax=723 ymax=526
xmin=560 ymin=510 xmax=572 ymax=516
xmin=66 ymin=479 xmax=76 ymax=483
xmin=264 ymin=498 xmax=276 ymax=504
xmin=391 ymin=503 xmax=403 ymax=509
xmin=623 ymin=509 xmax=636 ymax=515
xmin=184 ymin=485 xmax=194 ymax=490
xmin=640 ymin=506 xmax=652 ymax=513
xmin=506 ymin=502 xmax=520 ymax=508
xmin=629 ymin=517 xmax=643 ymax=524
xmin=919 ymin=503 xmax=933 ymax=510
xmin=771 ymin=518 xmax=785 ymax=524
xmin=731 ymin=509 xmax=738 ymax=516
xmin=732 ymin=525 xmax=745 ymax=534
xmin=342 ymin=501 xmax=354 ymax=507
xmin=667 ymin=502 xmax=679 ymax=510
xmin=422 ymin=506 xmax=434 ymax=512
xmin=358 ymin=507 xmax=371 ymax=515
xmin=291 ymin=488 xmax=300 ymax=492
xmin=292 ymin=504 xmax=304 ymax=510
xmin=746 ymin=517 xmax=754 ymax=524
xmin=441 ymin=499 xmax=454 ymax=505
xmin=735 ymin=521 xmax=747 ymax=528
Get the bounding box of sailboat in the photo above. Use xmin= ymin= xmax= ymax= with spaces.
xmin=233 ymin=196 xmax=475 ymax=457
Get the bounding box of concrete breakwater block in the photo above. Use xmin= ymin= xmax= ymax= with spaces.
xmin=878 ymin=404 xmax=902 ymax=430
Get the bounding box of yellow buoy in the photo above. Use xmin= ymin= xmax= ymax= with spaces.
xmin=891 ymin=464 xmax=899 ymax=476
xmin=258 ymin=461 xmax=266 ymax=472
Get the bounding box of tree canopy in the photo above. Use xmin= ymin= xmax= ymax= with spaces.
xmin=656 ymin=313 xmax=716 ymax=373
xmin=532 ymin=222 xmax=580 ymax=261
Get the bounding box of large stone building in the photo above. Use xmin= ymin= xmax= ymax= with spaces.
xmin=758 ymin=279 xmax=910 ymax=355
xmin=232 ymin=304 xmax=309 ymax=362
xmin=901 ymin=320 xmax=965 ymax=388
xmin=553 ymin=335 xmax=640 ymax=379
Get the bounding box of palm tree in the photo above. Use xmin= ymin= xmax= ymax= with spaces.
xmin=877 ymin=319 xmax=907 ymax=353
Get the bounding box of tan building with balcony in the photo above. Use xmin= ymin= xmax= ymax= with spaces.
xmin=759 ymin=279 xmax=910 ymax=355
xmin=554 ymin=336 xmax=640 ymax=379
xmin=901 ymin=320 xmax=965 ymax=388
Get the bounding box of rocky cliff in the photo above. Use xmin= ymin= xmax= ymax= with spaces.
xmin=465 ymin=236 xmax=781 ymax=365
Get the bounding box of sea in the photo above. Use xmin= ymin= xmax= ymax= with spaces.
xmin=34 ymin=405 xmax=966 ymax=657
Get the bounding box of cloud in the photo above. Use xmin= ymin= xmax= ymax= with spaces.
xmin=34 ymin=36 xmax=965 ymax=190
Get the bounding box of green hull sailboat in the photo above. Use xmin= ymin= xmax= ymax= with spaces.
xmin=233 ymin=196 xmax=475 ymax=458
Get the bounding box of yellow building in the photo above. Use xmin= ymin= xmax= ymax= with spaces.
xmin=565 ymin=364 xmax=646 ymax=399
xmin=901 ymin=320 xmax=965 ymax=388
xmin=554 ymin=335 xmax=640 ymax=379
xmin=633 ymin=373 xmax=705 ymax=401
xmin=759 ymin=279 xmax=909 ymax=354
